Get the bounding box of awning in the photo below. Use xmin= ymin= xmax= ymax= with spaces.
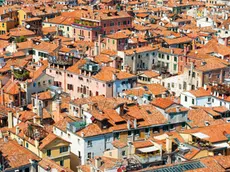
xmin=154 ymin=133 xmax=168 ymax=140
xmin=213 ymin=142 xmax=230 ymax=148
xmin=192 ymin=132 xmax=210 ymax=139
xmin=138 ymin=146 xmax=159 ymax=153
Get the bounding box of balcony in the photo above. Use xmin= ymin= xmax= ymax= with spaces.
xmin=13 ymin=68 xmax=30 ymax=81
xmin=48 ymin=151 xmax=70 ymax=160
xmin=78 ymin=34 xmax=85 ymax=39
xmin=73 ymin=20 xmax=101 ymax=30
xmin=48 ymin=55 xmax=73 ymax=66
xmin=134 ymin=153 xmax=162 ymax=164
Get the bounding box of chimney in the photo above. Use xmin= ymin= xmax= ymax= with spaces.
xmin=166 ymin=135 xmax=172 ymax=153
xmin=81 ymin=132 xmax=85 ymax=137
xmin=132 ymin=50 xmax=137 ymax=74
xmin=176 ymin=106 xmax=180 ymax=113
xmin=183 ymin=45 xmax=187 ymax=56
xmin=127 ymin=120 xmax=130 ymax=130
xmin=10 ymin=65 xmax=14 ymax=81
xmin=38 ymin=101 xmax=43 ymax=123
xmin=95 ymin=157 xmax=102 ymax=169
xmin=1 ymin=88 xmax=4 ymax=106
xmin=33 ymin=116 xmax=41 ymax=125
xmin=58 ymin=38 xmax=62 ymax=48
xmin=35 ymin=139 xmax=39 ymax=148
xmin=134 ymin=119 xmax=137 ymax=129
xmin=203 ymin=84 xmax=207 ymax=90
xmin=56 ymin=99 xmax=61 ymax=113
xmin=16 ymin=125 xmax=20 ymax=135
xmin=112 ymin=73 xmax=117 ymax=81
xmin=3 ymin=136 xmax=8 ymax=142
xmin=224 ymin=38 xmax=229 ymax=46
xmin=8 ymin=111 xmax=13 ymax=128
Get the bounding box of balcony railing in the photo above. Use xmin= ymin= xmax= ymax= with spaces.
xmin=134 ymin=154 xmax=162 ymax=164
xmin=48 ymin=151 xmax=70 ymax=160
xmin=48 ymin=56 xmax=73 ymax=66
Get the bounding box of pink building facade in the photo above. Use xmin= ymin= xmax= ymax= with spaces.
xmin=46 ymin=59 xmax=137 ymax=99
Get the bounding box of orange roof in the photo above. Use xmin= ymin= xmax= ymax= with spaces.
xmin=163 ymin=36 xmax=192 ymax=45
xmin=93 ymin=66 xmax=136 ymax=82
xmin=140 ymin=70 xmax=160 ymax=78
xmin=187 ymin=109 xmax=225 ymax=128
xmin=31 ymin=90 xmax=53 ymax=100
xmin=189 ymin=87 xmax=211 ymax=97
xmin=2 ymin=80 xmax=25 ymax=95
xmin=39 ymin=158 xmax=73 ymax=172
xmin=151 ymin=97 xmax=176 ymax=109
xmin=67 ymin=59 xmax=87 ymax=74
xmin=0 ymin=139 xmax=40 ymax=169
xmin=39 ymin=133 xmax=70 ymax=149
xmin=112 ymin=140 xmax=127 ymax=148
xmin=181 ymin=123 xmax=230 ymax=143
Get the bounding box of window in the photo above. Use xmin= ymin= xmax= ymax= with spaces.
xmin=167 ymin=55 xmax=169 ymax=60
xmin=67 ymin=84 xmax=74 ymax=91
xmin=87 ymin=152 xmax=92 ymax=159
xmin=105 ymin=137 xmax=110 ymax=143
xmin=122 ymin=151 xmax=126 ymax=156
xmin=134 ymin=130 xmax=140 ymax=136
xmin=145 ymin=128 xmax=150 ymax=134
xmin=174 ymin=64 xmax=177 ymax=71
xmin=60 ymin=146 xmax=68 ymax=153
xmin=174 ymin=56 xmax=177 ymax=62
xmin=123 ymin=21 xmax=127 ymax=25
xmin=118 ymin=22 xmax=120 ymax=26
xmin=60 ymin=160 xmax=64 ymax=166
xmin=47 ymin=149 xmax=51 ymax=157
xmin=67 ymin=27 xmax=69 ymax=31
xmin=110 ymin=22 xmax=114 ymax=26
xmin=33 ymin=83 xmax=36 ymax=87
xmin=87 ymin=140 xmax=92 ymax=147
xmin=185 ymin=96 xmax=187 ymax=102
xmin=26 ymin=142 xmax=29 ymax=148
xmin=114 ymin=133 xmax=120 ymax=140
xmin=192 ymin=99 xmax=195 ymax=104
xmin=128 ymin=131 xmax=132 ymax=136
xmin=153 ymin=127 xmax=159 ymax=133
xmin=192 ymin=72 xmax=195 ymax=78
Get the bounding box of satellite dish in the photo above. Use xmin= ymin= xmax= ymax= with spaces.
xmin=26 ymin=24 xmax=30 ymax=29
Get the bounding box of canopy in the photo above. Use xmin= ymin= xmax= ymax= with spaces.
xmin=192 ymin=132 xmax=210 ymax=139
xmin=213 ymin=142 xmax=230 ymax=148
xmin=138 ymin=146 xmax=159 ymax=153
